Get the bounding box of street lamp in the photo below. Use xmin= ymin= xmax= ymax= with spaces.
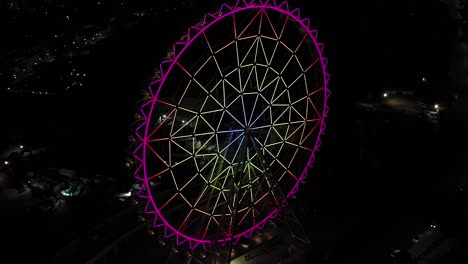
xmin=4 ymin=161 xmax=8 ymax=165
xmin=383 ymin=92 xmax=388 ymax=98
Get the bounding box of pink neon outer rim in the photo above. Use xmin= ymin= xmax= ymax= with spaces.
xmin=138 ymin=1 xmax=330 ymax=249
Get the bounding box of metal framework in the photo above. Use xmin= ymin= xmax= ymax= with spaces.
xmin=132 ymin=0 xmax=330 ymax=253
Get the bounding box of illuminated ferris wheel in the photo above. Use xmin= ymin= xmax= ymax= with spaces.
xmin=132 ymin=0 xmax=330 ymax=259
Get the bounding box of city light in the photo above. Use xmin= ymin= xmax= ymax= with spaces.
xmin=434 ymin=104 xmax=439 ymax=110
xmin=4 ymin=161 xmax=8 ymax=165
xmin=20 ymin=145 xmax=24 ymax=149
xmin=383 ymin=93 xmax=388 ymax=98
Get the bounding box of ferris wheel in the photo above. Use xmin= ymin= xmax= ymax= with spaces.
xmin=132 ymin=0 xmax=330 ymax=257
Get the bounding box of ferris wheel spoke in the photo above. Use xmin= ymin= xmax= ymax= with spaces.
xmin=234 ymin=31 xmax=242 ymax=92
xmin=175 ymin=61 xmax=193 ymax=78
xmin=291 ymin=91 xmax=313 ymax=106
xmin=217 ymin=128 xmax=244 ymax=134
xmin=294 ymin=31 xmax=308 ymax=53
xmin=307 ymin=86 xmax=325 ymax=97
xmin=221 ymin=191 xmax=233 ymax=215
xmin=177 ymin=208 xmax=197 ymax=232
xmin=159 ymin=192 xmax=179 ymax=211
xmin=279 ymin=39 xmax=295 ymax=54
xmin=239 ymin=38 xmax=259 ymax=67
xmin=202 ymin=33 xmax=225 ymax=78
xmin=214 ymin=40 xmax=235 ymax=55
xmin=145 ymin=143 xmax=170 ymax=167
xmin=285 ymin=121 xmax=306 ymax=141
xmin=299 ymin=118 xmax=321 ymax=145
xmin=241 ymin=64 xmax=256 ymax=92
xmin=263 ymin=140 xmax=282 ymax=149
xmin=304 ymin=58 xmax=321 ymax=77
xmin=193 ymin=55 xmax=213 ymax=77
xmin=147 ymin=108 xmax=177 ymax=140
xmin=171 ymin=116 xmax=197 ymax=138
xmin=191 ymin=184 xmax=212 ymax=211
xmin=278 ymin=49 xmax=295 ymax=75
xmin=249 ymin=124 xmax=271 ymax=131
xmin=287 ymin=70 xmax=305 ymax=89
xmin=271 ymin=126 xmax=287 ymax=153
xmin=286 ymin=145 xmax=302 ymax=169
xmin=252 ymin=64 xmax=263 ymax=92
xmin=169 ymin=139 xmax=192 ymax=157
xmin=192 ymin=78 xmax=224 ymax=110
xmin=308 ymin=95 xmax=323 ymax=119
xmin=247 ymin=93 xmax=260 ymax=125
xmin=147 ymin=167 xmax=171 ymax=182
xmin=225 ymin=91 xmax=241 ymax=110
xmin=290 ymin=104 xmax=307 ymax=121
xmin=169 ymin=170 xmax=180 ymax=192
xmin=202 ymin=216 xmax=214 ymax=240
xmin=258 ymin=69 xmax=279 ymax=92
xmin=261 ymin=8 xmax=279 ymax=39
xmin=249 ymin=103 xmax=270 ymax=128
xmin=237 ymin=177 xmax=253 ymax=206
xmin=212 ymin=216 xmax=229 ymax=237
xmin=278 ymin=11 xmax=289 ymax=39
xmin=248 ymin=137 xmax=284 ymax=205
xmin=239 ymin=95 xmax=249 ymax=125
xmin=171 ymin=131 xmax=213 ymax=141
xmin=253 ymin=137 xmax=298 ymax=181
xmin=230 ymin=136 xmax=246 ymax=165
xmin=209 ymin=171 xmax=230 ymax=215
xmin=272 ymin=105 xmax=290 ymax=125
xmin=246 ymin=148 xmax=255 ymax=209
xmin=208 ymin=160 xmax=231 ymax=187
xmin=223 ymin=109 xmax=245 ymax=129
xmin=237 ymin=207 xmax=252 ymax=227
xmin=179 ymin=173 xmax=203 ymax=192
xmin=193 ymin=134 xmax=216 ymax=156
xmin=194 ymin=154 xmax=218 ymax=176
xmin=179 ymin=193 xmax=193 ymax=208
xmin=218 ymin=131 xmax=243 ymax=154
xmin=237 ymin=8 xmax=262 ymax=39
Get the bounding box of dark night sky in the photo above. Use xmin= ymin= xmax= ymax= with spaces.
xmin=1 ymin=0 xmax=465 ymax=263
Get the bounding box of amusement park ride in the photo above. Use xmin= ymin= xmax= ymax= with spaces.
xmin=131 ymin=1 xmax=330 ymax=262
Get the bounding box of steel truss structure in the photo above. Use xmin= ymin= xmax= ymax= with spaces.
xmin=132 ymin=0 xmax=330 ymax=256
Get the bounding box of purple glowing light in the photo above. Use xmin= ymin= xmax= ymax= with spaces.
xmin=134 ymin=0 xmax=330 ymax=250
